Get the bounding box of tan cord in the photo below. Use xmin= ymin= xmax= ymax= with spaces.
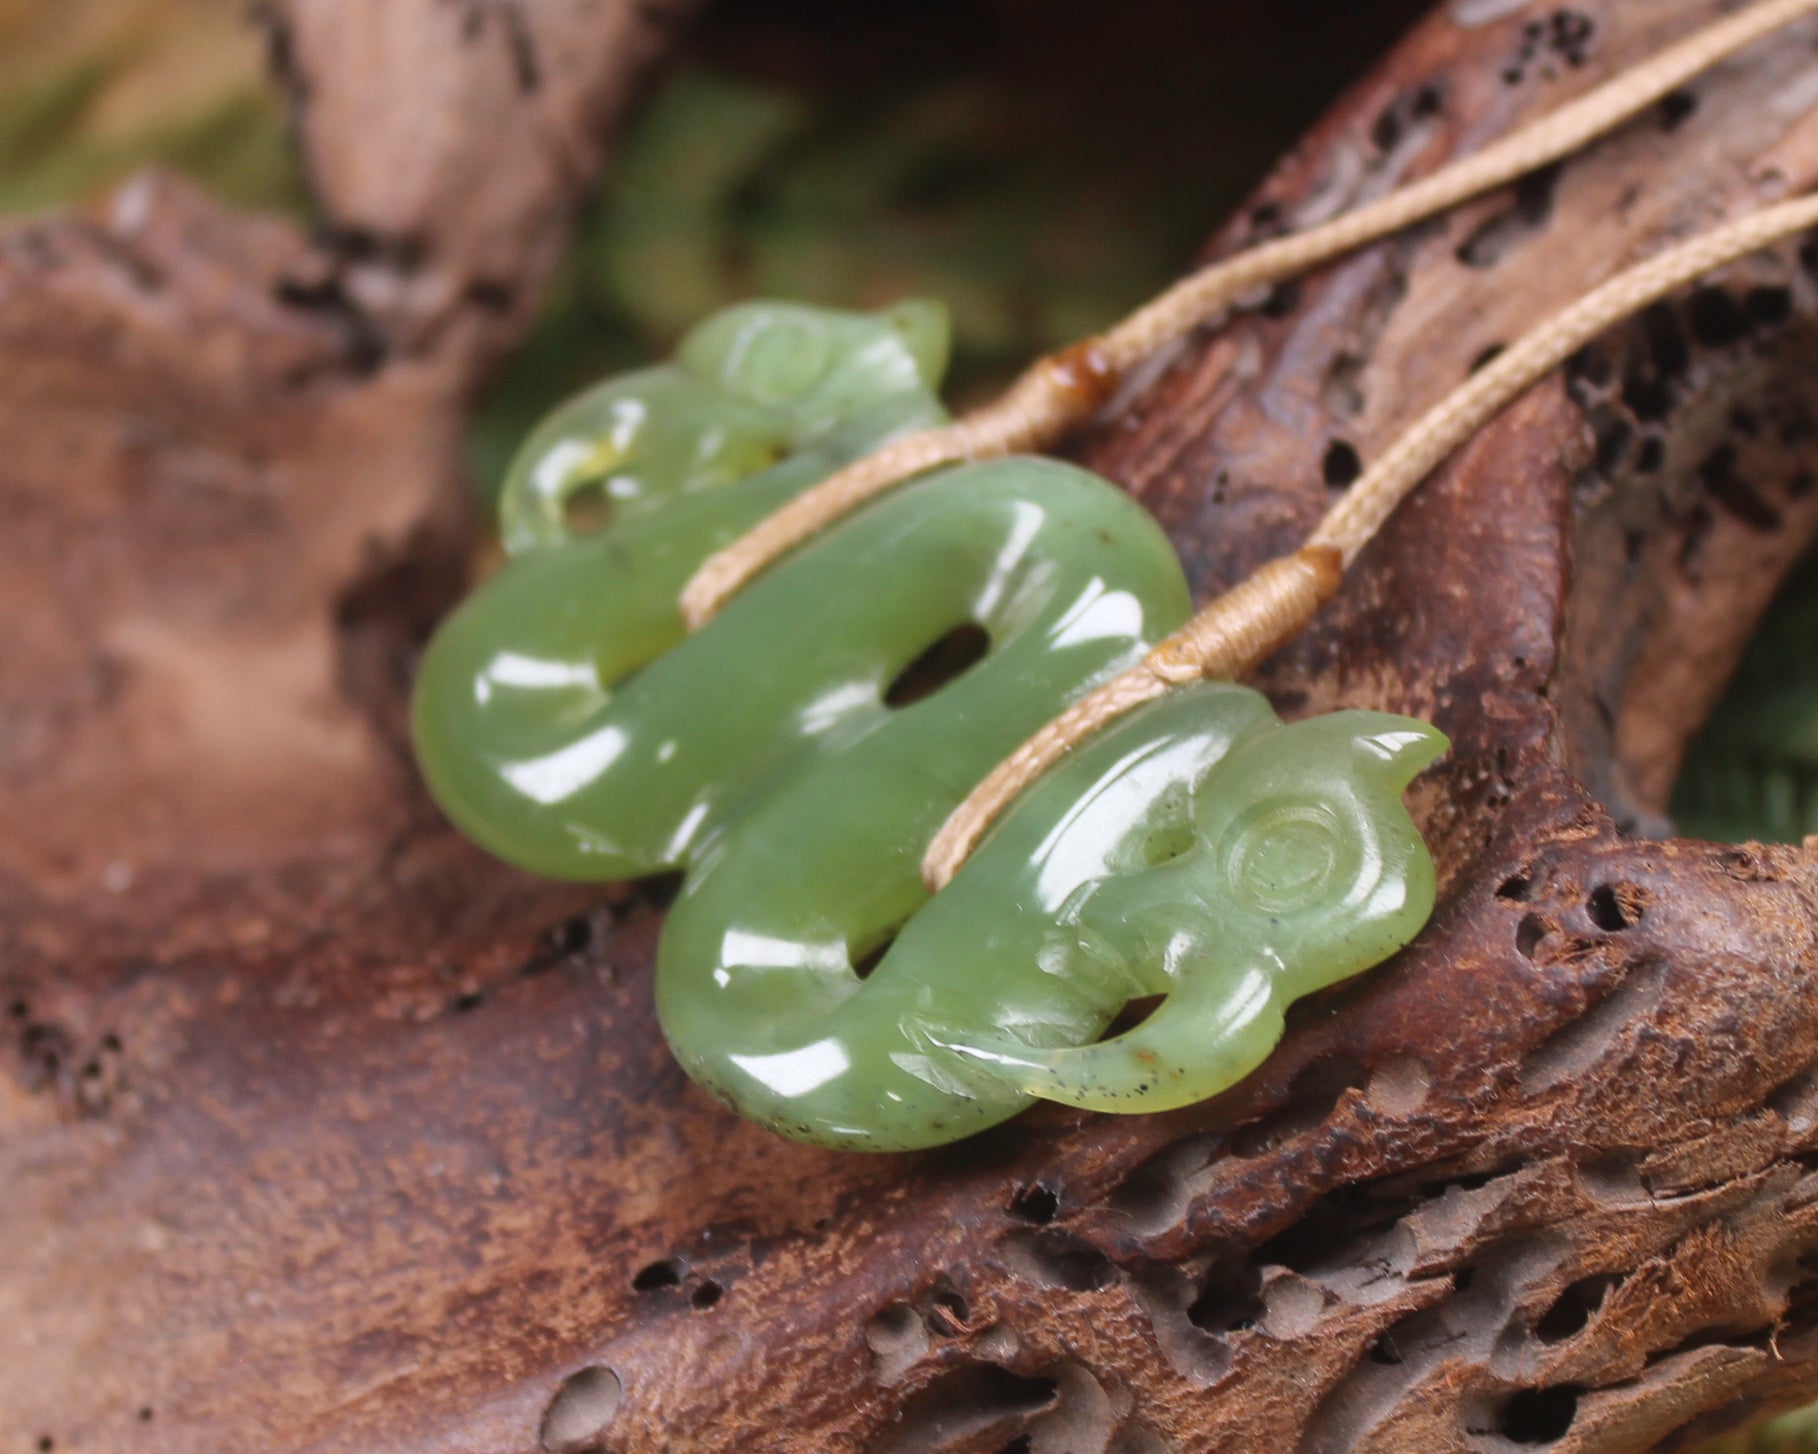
xmin=680 ymin=341 xmax=1118 ymax=627
xmin=1307 ymin=190 xmax=1818 ymax=564
xmin=920 ymin=547 xmax=1343 ymax=891
xmin=923 ymin=190 xmax=1818 ymax=891
xmin=681 ymin=0 xmax=1818 ymax=628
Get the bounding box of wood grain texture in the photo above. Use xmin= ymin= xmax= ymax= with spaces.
xmin=7 ymin=2 xmax=1818 ymax=1451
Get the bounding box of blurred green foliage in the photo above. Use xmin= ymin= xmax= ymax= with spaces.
xmin=1672 ymin=559 xmax=1818 ymax=846
xmin=1704 ymin=1402 xmax=1818 ymax=1454
xmin=0 ymin=0 xmax=301 ymax=215
xmin=468 ymin=65 xmax=1230 ymax=495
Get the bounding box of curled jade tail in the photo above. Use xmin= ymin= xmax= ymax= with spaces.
xmin=412 ymin=299 xmax=1448 ymax=1151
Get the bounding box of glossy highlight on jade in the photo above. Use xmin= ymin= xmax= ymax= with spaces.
xmin=413 ymin=299 xmax=1448 ymax=1151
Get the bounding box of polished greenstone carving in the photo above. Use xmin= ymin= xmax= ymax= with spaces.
xmin=661 ymin=683 xmax=1444 ymax=1150
xmin=413 ymin=298 xmax=1447 ymax=1151
xmin=417 ymin=299 xmax=958 ymax=877
xmin=496 ymin=297 xmax=952 ymax=553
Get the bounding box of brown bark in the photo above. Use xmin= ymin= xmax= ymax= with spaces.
xmin=6 ymin=2 xmax=1818 ymax=1452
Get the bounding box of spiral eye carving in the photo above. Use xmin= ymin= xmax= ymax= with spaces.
xmin=1221 ymin=799 xmax=1355 ymax=916
xmin=719 ymin=315 xmax=833 ymax=404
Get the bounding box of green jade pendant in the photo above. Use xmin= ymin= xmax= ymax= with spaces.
xmin=414 ymin=299 xmax=1448 ymax=1151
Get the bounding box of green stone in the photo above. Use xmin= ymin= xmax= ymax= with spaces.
xmin=420 ymin=457 xmax=1190 ymax=881
xmin=415 ymin=299 xmax=954 ymax=876
xmin=660 ymin=682 xmax=1445 ymax=1151
xmin=412 ymin=296 xmax=1448 ymax=1153
xmin=495 ymin=298 xmax=949 ymax=553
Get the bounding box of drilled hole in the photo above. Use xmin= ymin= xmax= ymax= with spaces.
xmin=1515 ymin=913 xmax=1550 ymax=958
xmin=562 ymin=483 xmax=613 ymax=537
xmin=850 ymin=923 xmax=906 ymax=982
xmin=631 ymin=1258 xmax=683 ymax=1292
xmin=691 ymin=1279 xmax=723 ymax=1310
xmin=885 ymin=623 xmax=990 ymax=708
xmin=1497 ymin=873 xmax=1532 ymax=901
xmin=1098 ymin=993 xmax=1164 ymax=1041
xmin=1498 ymin=1385 xmax=1581 ymax=1444
xmin=540 ymin=1366 xmax=623 ymax=1453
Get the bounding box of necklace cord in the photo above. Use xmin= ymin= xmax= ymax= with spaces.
xmin=678 ymin=0 xmax=1818 ymax=630
xmin=921 ymin=190 xmax=1818 ymax=890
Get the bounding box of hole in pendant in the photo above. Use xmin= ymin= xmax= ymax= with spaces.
xmin=885 ymin=623 xmax=990 ymax=708
xmin=850 ymin=921 xmax=909 ymax=982
xmin=1097 ymin=994 xmax=1165 ymax=1041
xmin=562 ymin=481 xmax=614 ymax=536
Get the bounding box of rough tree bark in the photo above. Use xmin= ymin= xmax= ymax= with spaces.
xmin=5 ymin=2 xmax=1818 ymax=1452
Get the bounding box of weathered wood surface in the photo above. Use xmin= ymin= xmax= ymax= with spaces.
xmin=6 ymin=2 xmax=1818 ymax=1451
